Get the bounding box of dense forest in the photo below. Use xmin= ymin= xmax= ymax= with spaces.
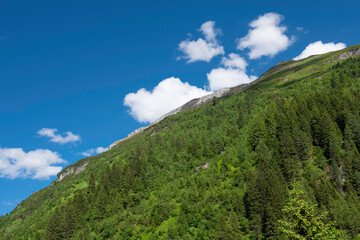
xmin=1 ymin=45 xmax=360 ymax=239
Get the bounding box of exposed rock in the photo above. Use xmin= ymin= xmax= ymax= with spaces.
xmin=339 ymin=163 xmax=346 ymax=195
xmin=290 ymin=62 xmax=300 ymax=68
xmin=56 ymin=161 xmax=89 ymax=182
xmin=128 ymin=126 xmax=148 ymax=138
xmin=107 ymin=126 xmax=148 ymax=151
xmin=324 ymin=47 xmax=360 ymax=63
xmin=194 ymin=163 xmax=210 ymax=174
xmin=276 ymin=60 xmax=291 ymax=66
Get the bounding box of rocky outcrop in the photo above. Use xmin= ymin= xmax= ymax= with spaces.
xmin=153 ymin=84 xmax=249 ymax=124
xmin=56 ymin=161 xmax=89 ymax=182
xmin=194 ymin=163 xmax=210 ymax=174
xmin=106 ymin=126 xmax=148 ymax=151
xmin=324 ymin=47 xmax=360 ymax=63
xmin=106 ymin=83 xmax=250 ymax=150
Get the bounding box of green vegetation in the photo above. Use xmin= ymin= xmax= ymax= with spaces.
xmin=279 ymin=181 xmax=345 ymax=239
xmin=1 ymin=45 xmax=360 ymax=239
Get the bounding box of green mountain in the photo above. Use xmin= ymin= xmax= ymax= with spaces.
xmin=1 ymin=44 xmax=360 ymax=239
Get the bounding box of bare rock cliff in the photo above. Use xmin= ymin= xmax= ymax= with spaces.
xmin=56 ymin=161 xmax=89 ymax=182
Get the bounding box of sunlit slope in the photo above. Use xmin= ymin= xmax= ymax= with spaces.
xmin=1 ymin=44 xmax=360 ymax=239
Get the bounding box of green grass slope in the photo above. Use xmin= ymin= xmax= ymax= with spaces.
xmin=1 ymin=44 xmax=360 ymax=239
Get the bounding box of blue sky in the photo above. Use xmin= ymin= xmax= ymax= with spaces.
xmin=0 ymin=0 xmax=359 ymax=215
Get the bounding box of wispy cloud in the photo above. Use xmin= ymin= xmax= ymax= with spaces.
xmin=178 ymin=21 xmax=225 ymax=63
xmin=2 ymin=200 xmax=13 ymax=206
xmin=237 ymin=12 xmax=293 ymax=59
xmin=79 ymin=147 xmax=106 ymax=157
xmin=0 ymin=147 xmax=66 ymax=179
xmin=37 ymin=128 xmax=80 ymax=144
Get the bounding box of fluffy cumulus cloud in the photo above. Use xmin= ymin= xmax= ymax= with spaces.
xmin=80 ymin=147 xmax=106 ymax=157
xmin=178 ymin=21 xmax=225 ymax=63
xmin=37 ymin=128 xmax=80 ymax=144
xmin=237 ymin=12 xmax=293 ymax=59
xmin=221 ymin=53 xmax=248 ymax=70
xmin=0 ymin=147 xmax=65 ymax=179
xmin=293 ymin=41 xmax=346 ymax=60
xmin=207 ymin=53 xmax=257 ymax=91
xmin=124 ymin=77 xmax=211 ymax=123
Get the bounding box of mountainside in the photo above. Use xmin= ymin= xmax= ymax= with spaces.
xmin=107 ymin=83 xmax=250 ymax=151
xmin=1 ymin=44 xmax=360 ymax=239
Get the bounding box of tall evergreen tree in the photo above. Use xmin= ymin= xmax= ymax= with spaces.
xmin=279 ymin=182 xmax=345 ymax=240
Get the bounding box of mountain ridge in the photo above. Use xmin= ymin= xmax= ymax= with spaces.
xmin=106 ymin=44 xmax=360 ymax=152
xmin=1 ymin=43 xmax=360 ymax=239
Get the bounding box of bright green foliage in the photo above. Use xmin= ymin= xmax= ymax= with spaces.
xmin=279 ymin=181 xmax=345 ymax=239
xmin=1 ymin=45 xmax=360 ymax=239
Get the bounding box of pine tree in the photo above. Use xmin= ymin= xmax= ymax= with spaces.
xmin=63 ymin=199 xmax=75 ymax=239
xmin=217 ymin=211 xmax=245 ymax=240
xmin=45 ymin=207 xmax=64 ymax=240
xmin=87 ymin=171 xmax=96 ymax=202
xmin=279 ymin=181 xmax=345 ymax=240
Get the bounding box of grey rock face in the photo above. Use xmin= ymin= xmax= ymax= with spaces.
xmin=324 ymin=47 xmax=360 ymax=63
xmin=106 ymin=126 xmax=148 ymax=151
xmin=56 ymin=161 xmax=89 ymax=182
xmin=194 ymin=163 xmax=210 ymax=174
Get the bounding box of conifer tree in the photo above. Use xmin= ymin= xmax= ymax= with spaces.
xmin=87 ymin=171 xmax=96 ymax=202
xmin=279 ymin=182 xmax=345 ymax=240
xmin=45 ymin=206 xmax=64 ymax=240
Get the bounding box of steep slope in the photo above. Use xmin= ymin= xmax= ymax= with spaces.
xmin=1 ymin=44 xmax=360 ymax=239
xmin=106 ymin=84 xmax=250 ymax=151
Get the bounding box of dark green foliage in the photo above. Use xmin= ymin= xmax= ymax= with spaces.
xmin=1 ymin=46 xmax=360 ymax=239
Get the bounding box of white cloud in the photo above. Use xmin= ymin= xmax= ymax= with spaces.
xmin=200 ymin=21 xmax=220 ymax=42
xmin=0 ymin=147 xmax=65 ymax=179
xmin=293 ymin=41 xmax=346 ymax=60
xmin=124 ymin=77 xmax=211 ymax=123
xmin=237 ymin=12 xmax=293 ymax=59
xmin=207 ymin=68 xmax=257 ymax=91
xmin=207 ymin=53 xmax=257 ymax=91
xmin=80 ymin=147 xmax=106 ymax=157
xmin=178 ymin=21 xmax=225 ymax=63
xmin=38 ymin=128 xmax=80 ymax=144
xmin=221 ymin=53 xmax=248 ymax=70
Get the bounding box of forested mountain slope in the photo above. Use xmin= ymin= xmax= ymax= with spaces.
xmin=1 ymin=44 xmax=360 ymax=239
